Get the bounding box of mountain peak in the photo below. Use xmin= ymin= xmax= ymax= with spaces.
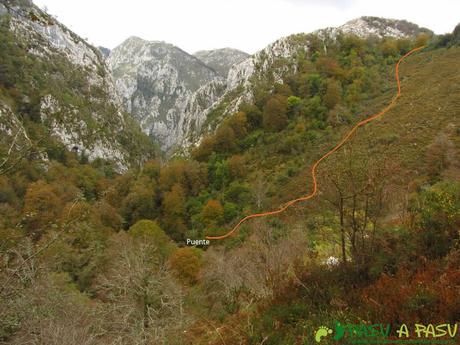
xmin=107 ymin=36 xmax=224 ymax=151
xmin=338 ymin=16 xmax=433 ymax=39
xmin=120 ymin=36 xmax=172 ymax=48
xmin=194 ymin=48 xmax=249 ymax=77
xmin=124 ymin=35 xmax=146 ymax=43
xmin=106 ymin=16 xmax=436 ymax=152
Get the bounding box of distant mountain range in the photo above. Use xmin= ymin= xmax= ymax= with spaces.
xmin=193 ymin=48 xmax=249 ymax=77
xmin=107 ymin=37 xmax=228 ymax=151
xmin=0 ymin=0 xmax=434 ymax=163
xmin=106 ymin=16 xmax=432 ymax=152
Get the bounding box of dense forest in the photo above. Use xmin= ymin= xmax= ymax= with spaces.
xmin=1 ymin=11 xmax=460 ymax=344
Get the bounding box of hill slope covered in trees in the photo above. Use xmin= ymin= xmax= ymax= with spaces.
xmin=1 ymin=8 xmax=460 ymax=344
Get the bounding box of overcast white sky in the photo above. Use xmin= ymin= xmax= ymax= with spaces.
xmin=33 ymin=0 xmax=460 ymax=54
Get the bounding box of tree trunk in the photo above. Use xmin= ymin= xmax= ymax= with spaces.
xmin=339 ymin=197 xmax=347 ymax=264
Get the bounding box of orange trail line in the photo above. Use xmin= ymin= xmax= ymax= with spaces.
xmin=206 ymin=46 xmax=426 ymax=241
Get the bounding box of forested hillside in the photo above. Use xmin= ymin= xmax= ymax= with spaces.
xmin=1 ymin=5 xmax=460 ymax=343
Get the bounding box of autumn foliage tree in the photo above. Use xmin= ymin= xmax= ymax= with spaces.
xmin=315 ymin=56 xmax=343 ymax=78
xmin=201 ymin=199 xmax=224 ymax=227
xmin=191 ymin=135 xmax=216 ymax=161
xmin=263 ymin=94 xmax=288 ymax=132
xmin=169 ymin=247 xmax=203 ymax=285
xmin=162 ymin=184 xmax=187 ymax=239
xmin=214 ymin=124 xmax=237 ymax=153
xmin=225 ymin=111 xmax=248 ymax=139
xmin=227 ymin=155 xmax=246 ymax=180
xmin=323 ymin=78 xmax=342 ymax=109
xmin=22 ymin=180 xmax=62 ymax=237
xmin=159 ymin=160 xmax=207 ymax=196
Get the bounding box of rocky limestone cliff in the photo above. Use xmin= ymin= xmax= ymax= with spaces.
xmin=107 ymin=16 xmax=432 ymax=152
xmin=190 ymin=16 xmax=433 ymax=141
xmin=107 ymin=37 xmax=228 ymax=151
xmin=337 ymin=16 xmax=433 ymax=39
xmin=98 ymin=46 xmax=111 ymax=58
xmin=194 ymin=48 xmax=249 ymax=77
xmin=0 ymin=0 xmax=152 ymax=170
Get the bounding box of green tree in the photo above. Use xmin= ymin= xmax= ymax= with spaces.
xmin=240 ymin=103 xmax=262 ymax=129
xmin=415 ymin=33 xmax=430 ymax=47
xmin=223 ymin=202 xmax=239 ymax=222
xmin=379 ymin=39 xmax=398 ymax=57
xmin=121 ymin=177 xmax=158 ymax=227
xmin=141 ymin=160 xmax=161 ymax=180
xmin=287 ymin=96 xmax=302 ymax=117
xmin=129 ymin=219 xmax=176 ymax=259
xmin=306 ymin=73 xmax=323 ymax=97
xmin=304 ymin=95 xmax=327 ymax=121
xmin=410 ymin=180 xmax=460 ymax=259
xmin=211 ymin=159 xmax=230 ymax=189
xmin=225 ymin=181 xmax=251 ymax=204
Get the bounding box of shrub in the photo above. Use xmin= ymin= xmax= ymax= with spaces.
xmin=128 ymin=219 xmax=176 ymax=259
xmin=201 ymin=199 xmax=224 ymax=226
xmin=169 ymin=247 xmax=203 ymax=285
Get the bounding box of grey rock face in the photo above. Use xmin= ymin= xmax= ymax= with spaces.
xmin=108 ymin=37 xmax=228 ymax=151
xmin=0 ymin=0 xmax=147 ymax=170
xmin=108 ymin=16 xmax=432 ymax=152
xmin=194 ymin=48 xmax=249 ymax=77
xmin=207 ymin=16 xmax=433 ymax=131
xmin=338 ymin=17 xmax=433 ymax=38
xmin=99 ymin=46 xmax=111 ymax=58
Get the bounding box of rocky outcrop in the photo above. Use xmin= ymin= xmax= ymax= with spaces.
xmin=337 ymin=17 xmax=433 ymax=39
xmin=98 ymin=46 xmax=111 ymax=58
xmin=107 ymin=16 xmax=432 ymax=152
xmin=194 ymin=48 xmax=249 ymax=77
xmin=107 ymin=37 xmax=229 ymax=151
xmin=200 ymin=16 xmax=433 ymax=136
xmin=0 ymin=0 xmax=150 ymax=170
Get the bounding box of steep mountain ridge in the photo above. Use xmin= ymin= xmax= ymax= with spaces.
xmin=225 ymin=16 xmax=433 ymax=111
xmin=0 ymin=0 xmax=153 ymax=170
xmin=107 ymin=37 xmax=226 ymax=150
xmin=193 ymin=48 xmax=249 ymax=77
xmin=336 ymin=16 xmax=433 ymax=38
xmin=108 ymin=16 xmax=432 ymax=152
xmin=187 ymin=17 xmax=433 ymax=141
xmin=98 ymin=46 xmax=111 ymax=58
